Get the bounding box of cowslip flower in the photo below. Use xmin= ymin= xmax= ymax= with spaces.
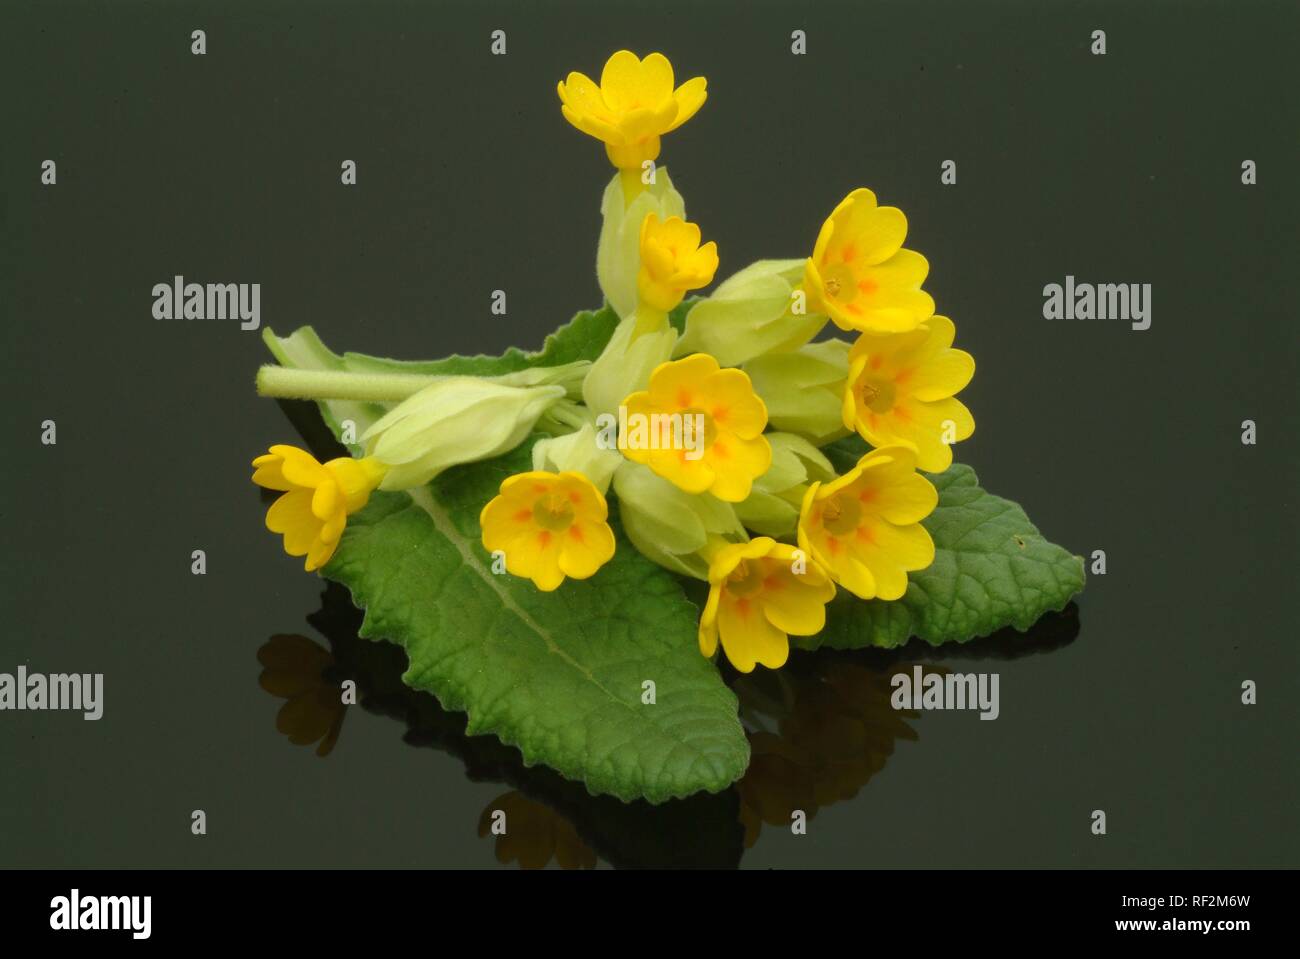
xmin=479 ymin=471 xmax=616 ymax=592
xmin=557 ymin=50 xmax=707 ymax=171
xmin=843 ymin=315 xmax=975 ymax=472
xmin=637 ymin=213 xmax=719 ymax=314
xmin=597 ymin=168 xmax=686 ymax=319
xmin=797 ymin=445 xmax=937 ymax=601
xmin=252 ymin=445 xmax=386 ymax=571
xmin=698 ymin=538 xmax=836 ymax=673
xmin=620 ymin=353 xmax=771 ymax=503
xmin=803 ymin=188 xmax=935 ymax=335
xmin=581 ymin=209 xmax=714 ymax=417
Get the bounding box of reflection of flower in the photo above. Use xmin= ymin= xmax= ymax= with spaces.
xmin=258 ymin=634 xmax=347 ymax=757
xmin=478 ymin=791 xmax=597 ymax=870
xmin=734 ymin=662 xmax=935 ymax=847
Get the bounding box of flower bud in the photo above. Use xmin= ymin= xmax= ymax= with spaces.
xmin=363 ymin=378 xmax=565 ymax=490
xmin=675 ymin=259 xmax=827 ymax=367
xmin=580 ymin=308 xmax=678 ymax=418
xmin=734 ymin=433 xmax=835 ymax=537
xmin=531 ymin=424 xmax=623 ymax=495
xmin=612 ymin=461 xmax=746 ymax=579
xmin=743 ymin=338 xmax=852 ymax=445
xmin=596 ymin=168 xmax=686 ymax=319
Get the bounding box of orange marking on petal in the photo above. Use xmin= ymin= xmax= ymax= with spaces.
xmin=847 ymin=302 xmax=863 ymax=316
xmin=712 ymin=406 xmax=728 ymax=423
xmin=870 ymin=355 xmax=883 ymax=370
xmin=856 ymin=527 xmax=875 ymax=544
xmin=827 ymin=537 xmax=842 ymax=554
xmin=513 ymin=509 xmax=532 ymax=523
xmin=841 ymin=243 xmax=856 ymax=263
xmin=893 ymin=406 xmax=911 ymax=423
xmin=676 ymin=389 xmax=692 ymax=408
xmin=895 ymin=367 xmax=912 ymax=384
xmin=568 ymin=490 xmax=582 ymax=504
xmin=735 ymin=598 xmax=751 ymax=618
xmin=763 ymin=575 xmax=783 ymax=591
xmin=859 ymin=488 xmax=877 ymax=503
xmin=711 ymin=440 xmax=728 ymax=458
xmin=868 ymin=413 xmax=878 ymax=428
xmin=538 ymin=531 xmax=552 ymax=548
xmin=568 ymin=525 xmax=585 ymax=543
xmin=857 ymin=279 xmax=877 ymax=295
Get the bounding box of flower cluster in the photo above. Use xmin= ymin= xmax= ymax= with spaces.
xmin=251 ymin=50 xmax=977 ymax=675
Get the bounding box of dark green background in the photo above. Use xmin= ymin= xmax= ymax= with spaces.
xmin=2 ymin=0 xmax=1297 ymax=867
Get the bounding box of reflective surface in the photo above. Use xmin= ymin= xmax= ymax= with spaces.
xmin=2 ymin=0 xmax=1297 ymax=867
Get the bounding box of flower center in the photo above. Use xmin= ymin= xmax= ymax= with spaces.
xmin=726 ymin=559 xmax=766 ymax=597
xmin=678 ymin=407 xmax=718 ymax=450
xmin=858 ymin=377 xmax=896 ymax=414
xmin=821 ymin=494 xmax=862 ymax=536
xmin=822 ymin=264 xmax=857 ymax=303
xmin=532 ymin=495 xmax=576 ymax=532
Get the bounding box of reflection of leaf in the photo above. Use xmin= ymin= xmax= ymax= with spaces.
xmin=800 ymin=437 xmax=1086 ymax=651
xmin=478 ymin=791 xmax=597 ymax=870
xmin=298 ymin=583 xmax=747 ymax=869
xmin=733 ymin=661 xmax=935 ymax=847
xmin=264 ymin=319 xmax=750 ymax=804
xmin=258 ymin=634 xmax=347 ymax=757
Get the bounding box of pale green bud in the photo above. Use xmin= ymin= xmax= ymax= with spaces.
xmin=675 ymin=259 xmax=828 ymax=367
xmin=581 ymin=308 xmax=678 ymax=418
xmin=612 ymin=461 xmax=746 ymax=580
xmin=743 ymin=338 xmax=852 ymax=445
xmin=597 ymin=168 xmax=685 ymax=319
xmin=489 ymin=360 xmax=590 ymax=399
xmin=734 ymin=433 xmax=836 ymax=537
xmin=363 ymin=378 xmax=564 ymax=490
xmin=531 ymin=423 xmax=623 ymax=495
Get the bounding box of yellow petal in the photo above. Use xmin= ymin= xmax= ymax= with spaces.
xmin=266 ymin=489 xmax=322 ymax=556
xmin=558 ymin=520 xmax=616 ymax=580
xmin=268 ymin=445 xmax=327 ymax=488
xmin=718 ymin=595 xmax=789 ymax=673
xmin=702 ymin=368 xmax=768 ymax=439
xmin=666 ymin=76 xmax=707 ymax=132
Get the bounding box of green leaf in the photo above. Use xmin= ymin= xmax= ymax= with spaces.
xmin=262 ymin=315 xmax=750 ymax=803
xmin=796 ymin=437 xmax=1086 ymax=651
xmin=322 ymin=444 xmax=749 ymax=803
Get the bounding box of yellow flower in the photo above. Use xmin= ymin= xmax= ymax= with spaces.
xmin=803 ymin=188 xmax=935 ymax=334
xmin=620 ymin=353 xmax=771 ymax=503
xmin=797 ymin=446 xmax=937 ymax=601
xmin=479 ymin=471 xmax=616 ymax=592
xmin=557 ymin=50 xmax=708 ymax=170
xmin=252 ymin=445 xmax=386 ymax=571
xmin=843 ymin=315 xmax=975 ymax=472
xmin=637 ymin=213 xmax=719 ymax=313
xmin=698 ymin=538 xmax=835 ymax=673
